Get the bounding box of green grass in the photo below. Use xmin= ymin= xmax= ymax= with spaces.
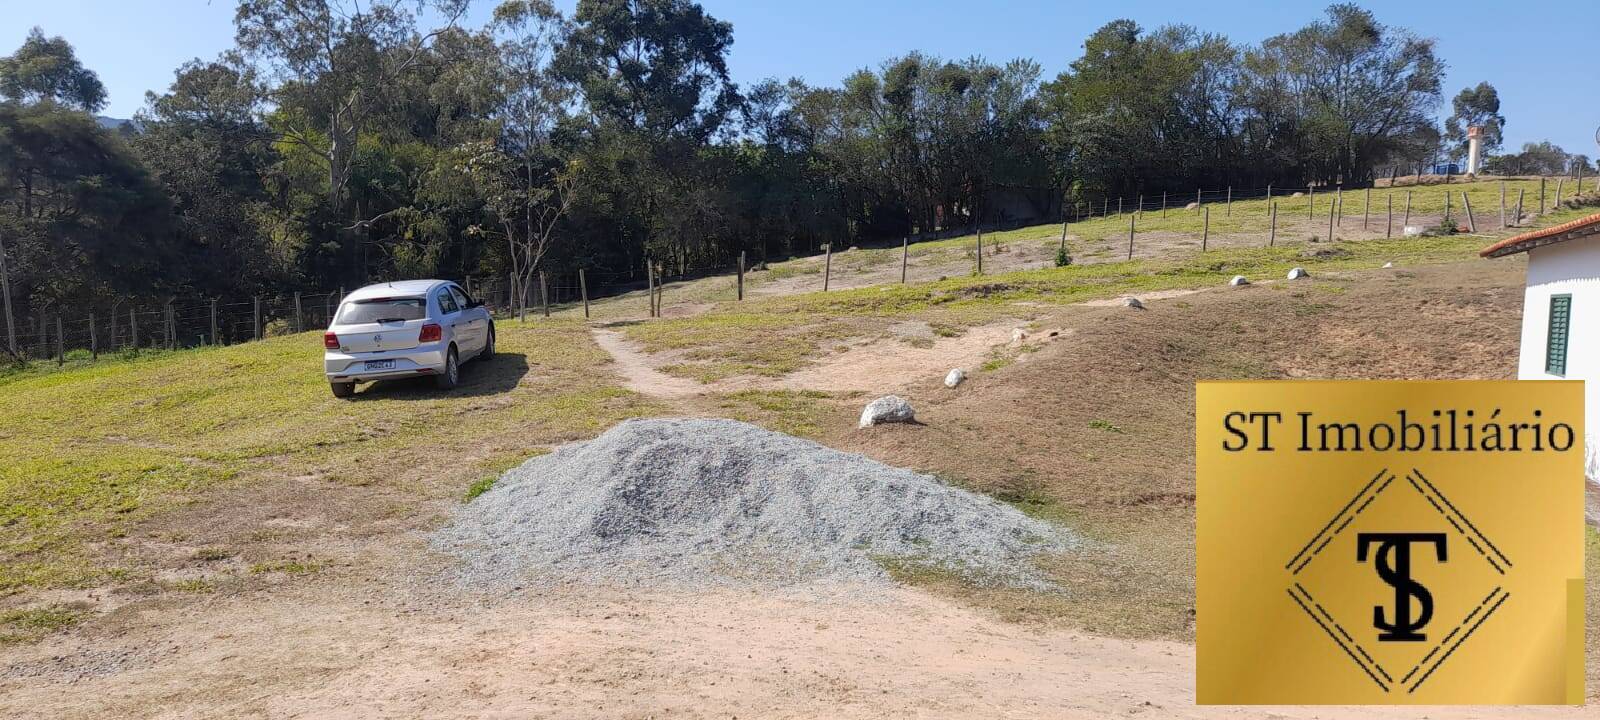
xmin=1088 ymin=420 xmax=1124 ymax=434
xmin=712 ymin=389 xmax=838 ymax=438
xmin=620 ymin=213 xmax=1592 ymax=382
xmin=1063 ymin=177 xmax=1594 ymax=241
xmin=464 ymin=477 xmax=497 ymax=501
xmin=248 ymin=559 xmax=323 ymax=575
xmin=0 ymin=319 xmax=659 ymax=591
xmin=0 ymin=605 xmax=81 ymax=644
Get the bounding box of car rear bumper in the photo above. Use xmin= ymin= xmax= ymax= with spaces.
xmin=324 ymin=344 xmax=449 ymax=383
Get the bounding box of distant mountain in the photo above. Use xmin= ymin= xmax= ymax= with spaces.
xmin=95 ymin=116 xmax=142 ymax=133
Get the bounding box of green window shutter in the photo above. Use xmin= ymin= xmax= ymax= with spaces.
xmin=1546 ymin=294 xmax=1571 ymax=376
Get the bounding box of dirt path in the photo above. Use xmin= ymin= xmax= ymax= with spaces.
xmin=590 ymin=327 xmax=719 ymax=398
xmin=3 ymin=580 xmax=1587 ymax=720
xmin=592 ymin=319 xmax=1073 ymax=399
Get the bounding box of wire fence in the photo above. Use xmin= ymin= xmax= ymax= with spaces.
xmin=6 ymin=172 xmax=1599 ymax=364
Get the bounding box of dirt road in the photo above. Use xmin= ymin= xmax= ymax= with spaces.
xmin=4 ymin=574 xmax=1590 ymax=719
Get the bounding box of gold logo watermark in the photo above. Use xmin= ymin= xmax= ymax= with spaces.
xmin=1197 ymin=381 xmax=1585 ymax=705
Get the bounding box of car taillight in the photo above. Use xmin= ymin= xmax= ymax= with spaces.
xmin=419 ymin=323 xmax=442 ymax=343
xmin=323 ymin=332 xmax=340 ymax=349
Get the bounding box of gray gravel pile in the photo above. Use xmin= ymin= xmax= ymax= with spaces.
xmin=434 ymin=418 xmax=1072 ymax=589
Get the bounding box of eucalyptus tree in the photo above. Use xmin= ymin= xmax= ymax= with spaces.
xmin=0 ymin=27 xmax=107 ymax=112
xmin=1444 ymin=82 xmax=1505 ymax=162
xmin=1245 ymin=3 xmax=1442 ymax=184
xmin=555 ymin=0 xmax=739 ymax=272
xmin=232 ymin=0 xmax=472 ymax=217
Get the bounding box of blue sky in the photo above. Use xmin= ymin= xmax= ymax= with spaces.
xmin=4 ymin=1 xmax=1597 ymax=155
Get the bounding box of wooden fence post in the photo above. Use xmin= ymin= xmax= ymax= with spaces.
xmin=1201 ymin=206 xmax=1210 ymax=251
xmin=823 ymin=243 xmax=833 ymax=290
xmin=165 ymin=300 xmax=175 ymax=349
xmin=976 ymin=227 xmax=984 ymax=275
xmin=0 ymin=229 xmax=13 ymax=357
xmin=1461 ymin=191 xmax=1476 ymax=233
xmin=1127 ymin=214 xmax=1135 ymax=260
xmin=1326 ymin=195 xmax=1336 ymax=243
xmin=56 ymin=315 xmax=63 ymax=364
xmin=1137 ymin=194 xmax=1143 ymax=216
xmin=1266 ymin=184 xmax=1272 ymax=204
xmin=1058 ymin=221 xmax=1068 ymax=254
xmin=210 ymin=299 xmax=218 ymax=345
xmin=539 ymin=271 xmax=549 ymax=318
xmin=1226 ymin=186 xmax=1232 ymax=216
xmin=90 ymin=313 xmax=97 ymax=359
xmin=645 ymin=262 xmax=655 ymax=317
xmin=734 ymin=253 xmax=744 ymax=301
xmin=901 ymin=238 xmax=909 ymax=283
xmin=1161 ymin=191 xmax=1167 ymax=219
xmin=130 ymin=307 xmax=138 ymax=349
xmin=1386 ymin=194 xmax=1393 ymax=238
xmin=293 ymin=291 xmax=303 ymax=333
xmin=1117 ymin=197 xmax=1123 ymax=215
xmin=109 ymin=300 xmax=119 ymax=350
xmin=1269 ymin=202 xmax=1277 ymax=247
xmin=1195 ymin=187 xmax=1202 ymax=209
xmin=1404 ymin=190 xmax=1412 ymax=229
xmin=1500 ymin=181 xmax=1507 ymax=229
xmin=1540 ymin=176 xmax=1547 ymax=213
xmin=253 ymin=296 xmax=261 ymax=340
xmin=1335 ymin=186 xmax=1343 ymax=227
xmin=1516 ymin=189 xmax=1525 ymax=227
xmin=1308 ymin=185 xmax=1315 ymax=220
xmin=1363 ymin=187 xmax=1371 ymax=230
xmin=655 ymin=263 xmax=664 ymax=314
xmin=580 ymin=268 xmax=590 ymax=317
xmin=1555 ymin=177 xmax=1565 ymax=209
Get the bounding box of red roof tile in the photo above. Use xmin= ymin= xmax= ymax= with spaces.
xmin=1480 ymin=212 xmax=1600 ymax=258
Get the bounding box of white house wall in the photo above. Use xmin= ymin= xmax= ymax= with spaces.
xmin=1519 ymin=240 xmax=1600 ymax=492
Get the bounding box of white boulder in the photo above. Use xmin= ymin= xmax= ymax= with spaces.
xmin=1403 ymin=225 xmax=1424 ymax=237
xmin=1286 ymin=267 xmax=1309 ymax=280
xmin=859 ymin=395 xmax=916 ymax=428
xmin=944 ymin=368 xmax=966 ymax=388
xmin=1229 ymin=275 xmax=1250 ymax=286
xmin=1382 ymin=262 xmax=1394 ymax=268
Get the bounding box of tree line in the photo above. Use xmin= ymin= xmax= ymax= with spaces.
xmin=0 ymin=1 xmax=1590 ymax=330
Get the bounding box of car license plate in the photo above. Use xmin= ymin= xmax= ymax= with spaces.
xmin=365 ymin=360 xmax=396 ymax=371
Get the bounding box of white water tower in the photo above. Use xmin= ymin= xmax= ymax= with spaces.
xmin=1466 ymin=125 xmax=1484 ymax=176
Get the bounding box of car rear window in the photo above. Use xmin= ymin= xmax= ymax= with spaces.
xmin=337 ymin=297 xmax=426 ymax=324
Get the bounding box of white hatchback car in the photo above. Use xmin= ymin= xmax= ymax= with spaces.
xmin=323 ymin=280 xmax=495 ymax=398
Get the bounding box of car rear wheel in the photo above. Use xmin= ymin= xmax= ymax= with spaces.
xmin=435 ymin=346 xmax=460 ymax=390
xmin=478 ymin=326 xmax=495 ymax=360
xmin=330 ymin=381 xmax=356 ymax=399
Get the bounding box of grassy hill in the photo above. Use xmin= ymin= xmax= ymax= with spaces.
xmin=3 ymin=196 xmax=1597 ymax=653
